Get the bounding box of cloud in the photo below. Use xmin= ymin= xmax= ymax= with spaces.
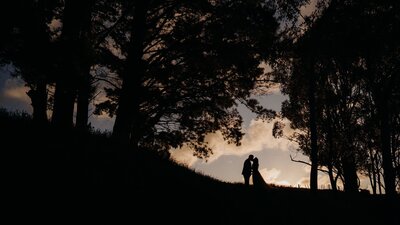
xmin=300 ymin=0 xmax=318 ymax=17
xmin=170 ymin=118 xmax=298 ymax=166
xmin=303 ymin=165 xmax=311 ymax=173
xmin=296 ymin=173 xmax=344 ymax=190
xmin=274 ymin=180 xmax=291 ymax=186
xmin=170 ymin=147 xmax=199 ymax=167
xmin=4 ymin=82 xmax=30 ymax=102
xmin=358 ymin=175 xmax=371 ymax=191
xmin=89 ymin=114 xmax=115 ymax=132
xmin=259 ymin=167 xmax=291 ymax=186
xmin=296 ymin=171 xmax=372 ymax=191
xmin=0 ymin=73 xmax=32 ymax=112
xmin=261 ymin=168 xmax=280 ymax=183
xmin=297 ymin=177 xmax=309 ymax=187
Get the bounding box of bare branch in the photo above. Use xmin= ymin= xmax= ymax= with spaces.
xmin=93 ymin=77 xmax=121 ymax=89
xmin=290 ymin=154 xmax=329 ymax=173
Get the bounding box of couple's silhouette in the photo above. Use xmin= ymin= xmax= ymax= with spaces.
xmin=242 ymin=154 xmax=269 ymax=189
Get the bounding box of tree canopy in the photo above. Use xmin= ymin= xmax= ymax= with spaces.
xmin=272 ymin=0 xmax=400 ymax=194
xmin=95 ymin=0 xmax=286 ymax=157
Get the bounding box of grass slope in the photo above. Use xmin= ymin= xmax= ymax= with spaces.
xmin=2 ymin=109 xmax=399 ymax=225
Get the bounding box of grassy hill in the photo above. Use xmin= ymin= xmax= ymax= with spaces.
xmin=2 ymin=109 xmax=399 ymax=225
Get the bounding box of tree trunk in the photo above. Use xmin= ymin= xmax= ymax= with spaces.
xmin=52 ymin=81 xmax=76 ymax=128
xmin=368 ymin=150 xmax=377 ymax=195
xmin=76 ymin=74 xmax=90 ymax=130
xmin=308 ymin=70 xmax=318 ymax=192
xmin=51 ymin=0 xmax=94 ymax=129
xmin=328 ymin=164 xmax=337 ymax=192
xmin=378 ymin=96 xmax=396 ymax=196
xmin=75 ymin=1 xmax=94 ymax=131
xmin=326 ymin=113 xmax=337 ymax=192
xmin=377 ymin=167 xmax=382 ymax=195
xmin=342 ymin=153 xmax=359 ymax=193
xmin=113 ymin=2 xmax=148 ymax=146
xmin=23 ymin=1 xmax=49 ymax=126
xmin=28 ymin=80 xmax=48 ymax=124
xmin=113 ymin=81 xmax=136 ymax=143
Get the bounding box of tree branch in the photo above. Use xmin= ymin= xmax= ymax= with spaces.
xmin=93 ymin=77 xmax=121 ymax=89
xmin=290 ymin=154 xmax=329 ymax=173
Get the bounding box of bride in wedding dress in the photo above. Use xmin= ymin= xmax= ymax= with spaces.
xmin=252 ymin=157 xmax=269 ymax=189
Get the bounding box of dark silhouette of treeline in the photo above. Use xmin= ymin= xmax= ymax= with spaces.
xmin=2 ymin=110 xmax=399 ymax=225
xmin=270 ymin=1 xmax=400 ymax=196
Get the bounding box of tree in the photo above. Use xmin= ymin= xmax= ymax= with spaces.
xmin=273 ymin=0 xmax=400 ymax=195
xmin=0 ymin=0 xmax=59 ymax=125
xmin=95 ymin=0 xmax=281 ymax=156
xmin=51 ymin=0 xmax=96 ymax=129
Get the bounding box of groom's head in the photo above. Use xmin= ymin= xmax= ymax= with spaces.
xmin=249 ymin=154 xmax=254 ymax=160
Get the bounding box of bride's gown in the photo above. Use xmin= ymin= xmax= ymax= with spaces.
xmin=252 ymin=160 xmax=269 ymax=189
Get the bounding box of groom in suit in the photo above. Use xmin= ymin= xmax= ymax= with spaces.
xmin=242 ymin=154 xmax=254 ymax=186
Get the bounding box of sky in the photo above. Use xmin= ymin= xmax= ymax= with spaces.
xmin=0 ymin=65 xmax=372 ymax=190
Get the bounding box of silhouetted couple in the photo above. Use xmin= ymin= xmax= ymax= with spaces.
xmin=242 ymin=154 xmax=269 ymax=189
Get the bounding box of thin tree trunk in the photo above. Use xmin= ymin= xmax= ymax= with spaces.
xmin=308 ymin=70 xmax=318 ymax=192
xmin=379 ymin=96 xmax=396 ymax=196
xmin=326 ymin=112 xmax=337 ymax=192
xmin=377 ymin=165 xmax=382 ymax=195
xmin=368 ymin=150 xmax=377 ymax=195
xmin=328 ymin=164 xmax=337 ymax=192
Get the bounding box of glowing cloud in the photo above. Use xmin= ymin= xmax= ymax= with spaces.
xmin=262 ymin=168 xmax=280 ymax=183
xmin=170 ymin=146 xmax=199 ymax=167
xmin=260 ymin=167 xmax=291 ymax=186
xmin=0 ymin=75 xmax=32 ymax=112
xmin=3 ymin=79 xmax=30 ymax=103
xmin=296 ymin=174 xmax=342 ymax=190
xmin=170 ymin=118 xmax=298 ymax=166
xmin=300 ymin=0 xmax=318 ymax=17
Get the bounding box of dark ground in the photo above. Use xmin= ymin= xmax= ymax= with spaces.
xmin=2 ymin=110 xmax=399 ymax=225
